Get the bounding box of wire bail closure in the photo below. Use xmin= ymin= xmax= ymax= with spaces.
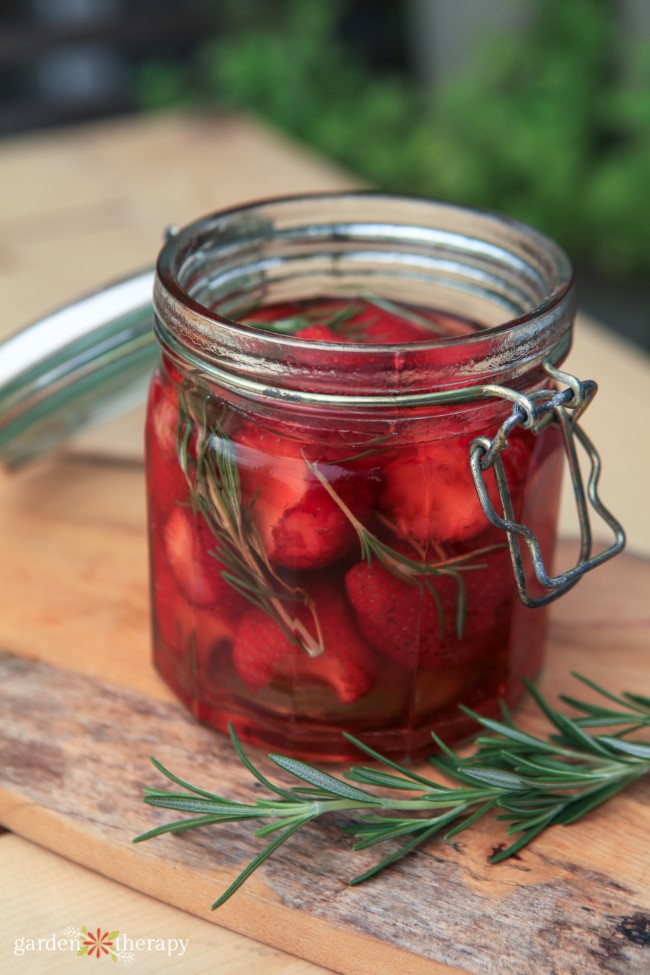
xmin=469 ymin=362 xmax=626 ymax=608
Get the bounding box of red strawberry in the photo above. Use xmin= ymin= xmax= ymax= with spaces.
xmin=154 ymin=584 xmax=236 ymax=665
xmin=232 ymin=579 xmax=376 ymax=703
xmin=240 ymin=301 xmax=303 ymax=329
xmin=364 ymin=319 xmax=427 ymax=343
xmin=233 ymin=424 xmax=380 ymax=570
xmin=340 ymin=301 xmax=476 ymax=344
xmin=345 ymin=548 xmax=513 ymax=670
xmin=420 ymin=311 xmax=476 ymax=338
xmin=378 ymin=431 xmax=532 ymax=546
xmin=147 ymin=371 xmax=179 ymax=457
xmin=145 ymin=371 xmax=189 ymax=507
xmin=295 ymin=323 xmax=351 ymax=342
xmin=349 ymin=303 xmax=431 ymax=344
xmin=150 ymin=522 xmax=238 ymax=668
xmin=162 ymin=506 xmax=247 ymax=617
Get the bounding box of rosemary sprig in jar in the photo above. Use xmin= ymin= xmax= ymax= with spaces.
xmin=134 ymin=674 xmax=650 ymax=909
xmin=176 ymin=387 xmax=325 ymax=656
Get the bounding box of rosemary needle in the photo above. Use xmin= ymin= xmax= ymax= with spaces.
xmin=134 ymin=673 xmax=650 ymax=908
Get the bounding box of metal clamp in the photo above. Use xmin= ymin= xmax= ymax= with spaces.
xmin=469 ymin=362 xmax=626 ymax=608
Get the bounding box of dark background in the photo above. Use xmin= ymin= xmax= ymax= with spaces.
xmin=1 ymin=0 xmax=649 ymax=351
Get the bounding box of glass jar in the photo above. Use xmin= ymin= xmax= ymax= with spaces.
xmin=146 ymin=192 xmax=623 ymax=762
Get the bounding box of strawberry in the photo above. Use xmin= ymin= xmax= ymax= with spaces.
xmin=295 ymin=323 xmax=351 ymax=342
xmin=154 ymin=585 xmax=236 ymax=665
xmin=419 ymin=311 xmax=476 ymax=338
xmin=162 ymin=506 xmax=247 ymax=617
xmin=233 ymin=424 xmax=380 ymax=570
xmin=297 ymin=300 xmax=447 ymax=344
xmin=150 ymin=521 xmax=238 ymax=669
xmin=345 ymin=548 xmax=513 ymax=670
xmin=348 ymin=302 xmax=432 ymax=344
xmin=232 ymin=579 xmax=376 ymax=703
xmin=145 ymin=371 xmax=189 ymax=507
xmin=240 ymin=301 xmax=303 ymax=329
xmin=378 ymin=431 xmax=532 ymax=546
xmin=147 ymin=371 xmax=179 ymax=458
xmin=338 ymin=301 xmax=476 ymax=344
xmin=362 ymin=319 xmax=427 ymax=343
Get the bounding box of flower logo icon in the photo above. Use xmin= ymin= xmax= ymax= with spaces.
xmin=77 ymin=927 xmax=119 ymax=960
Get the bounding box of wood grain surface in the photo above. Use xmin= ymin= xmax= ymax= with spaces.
xmin=1 ymin=834 xmax=331 ymax=975
xmin=0 ymin=448 xmax=648 ymax=974
xmin=1 ymin=113 xmax=649 ymax=975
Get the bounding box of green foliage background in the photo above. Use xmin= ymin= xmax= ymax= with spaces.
xmin=137 ymin=0 xmax=650 ymax=281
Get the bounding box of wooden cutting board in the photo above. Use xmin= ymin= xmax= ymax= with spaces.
xmin=0 ymin=453 xmax=649 ymax=975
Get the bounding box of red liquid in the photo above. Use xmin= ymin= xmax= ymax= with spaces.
xmin=146 ymin=298 xmax=562 ymax=760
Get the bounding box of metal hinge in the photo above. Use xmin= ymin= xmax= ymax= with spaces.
xmin=469 ymin=362 xmax=626 ymax=607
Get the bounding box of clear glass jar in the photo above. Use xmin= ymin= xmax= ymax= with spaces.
xmin=144 ymin=193 xmax=595 ymax=761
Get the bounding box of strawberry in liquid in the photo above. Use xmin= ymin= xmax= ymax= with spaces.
xmin=146 ymin=298 xmax=562 ymax=760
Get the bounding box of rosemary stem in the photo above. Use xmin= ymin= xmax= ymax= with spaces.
xmin=296 ymin=795 xmax=496 ymax=819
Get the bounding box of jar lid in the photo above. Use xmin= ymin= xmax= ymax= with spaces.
xmin=0 ymin=270 xmax=155 ymax=467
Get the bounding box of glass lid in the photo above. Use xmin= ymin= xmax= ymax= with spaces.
xmin=0 ymin=270 xmax=156 ymax=467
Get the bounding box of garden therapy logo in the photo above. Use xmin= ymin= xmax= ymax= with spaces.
xmin=13 ymin=926 xmax=189 ymax=962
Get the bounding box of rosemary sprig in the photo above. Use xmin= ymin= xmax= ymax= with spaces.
xmin=240 ymin=301 xmax=366 ymax=337
xmin=238 ymin=295 xmax=457 ymax=341
xmin=177 ymin=389 xmax=325 ymax=656
xmin=134 ymin=674 xmax=650 ymax=908
xmin=306 ymin=457 xmax=503 ymax=638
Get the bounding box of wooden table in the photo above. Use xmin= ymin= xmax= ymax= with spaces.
xmin=1 ymin=114 xmax=649 ymax=975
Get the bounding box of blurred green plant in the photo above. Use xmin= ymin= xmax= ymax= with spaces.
xmin=136 ymin=0 xmax=650 ymax=279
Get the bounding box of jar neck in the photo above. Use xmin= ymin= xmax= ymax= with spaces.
xmin=153 ymin=193 xmax=575 ymax=406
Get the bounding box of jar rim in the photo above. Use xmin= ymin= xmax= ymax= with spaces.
xmin=154 ymin=191 xmax=576 ymax=401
